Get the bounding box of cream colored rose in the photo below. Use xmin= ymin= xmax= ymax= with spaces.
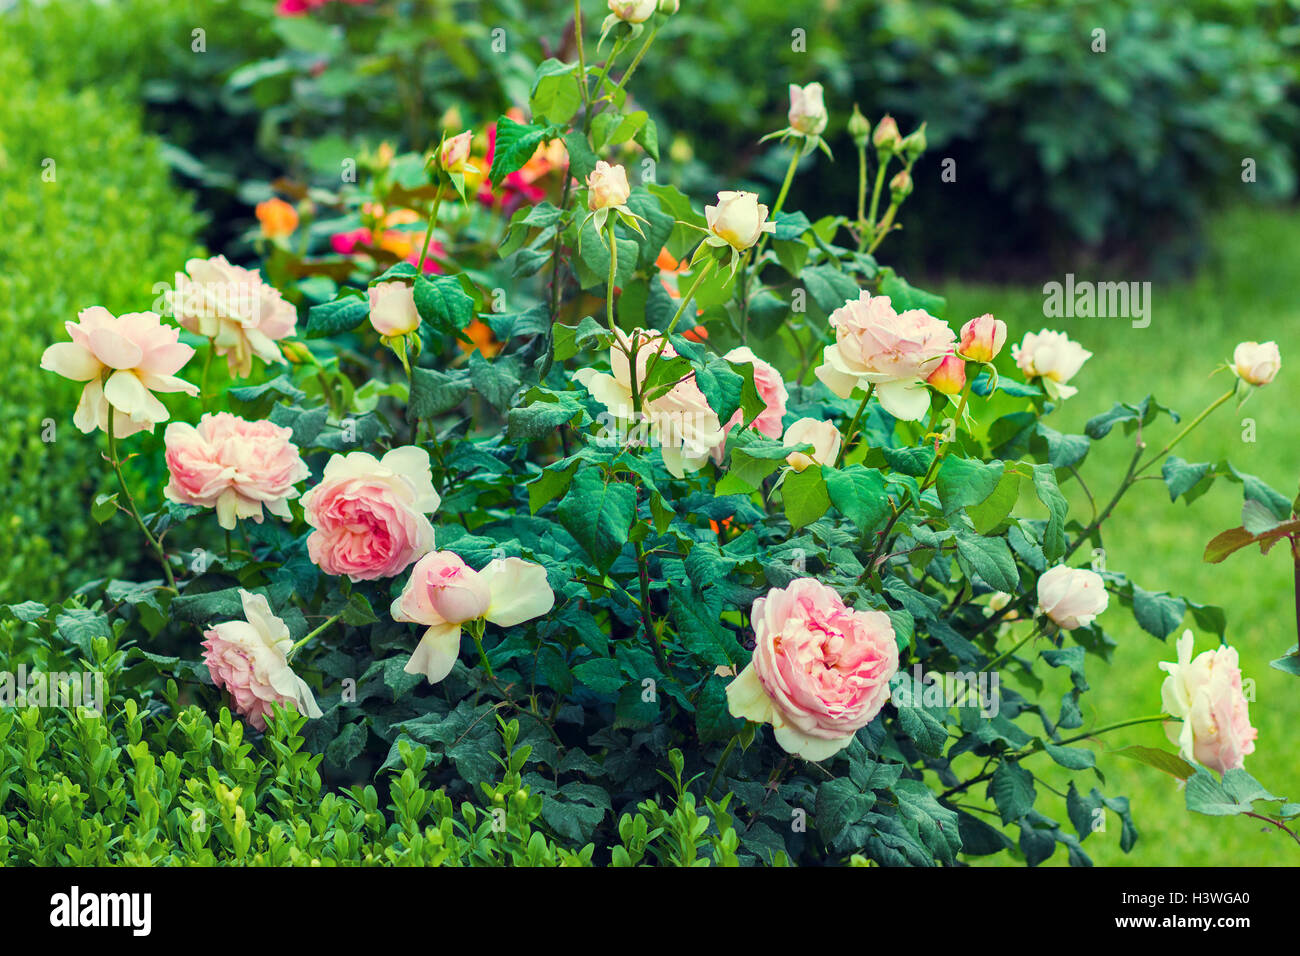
xmin=608 ymin=0 xmax=657 ymax=22
xmin=586 ymin=161 xmax=632 ymax=212
xmin=167 ymin=255 xmax=297 ymax=379
xmin=1232 ymin=341 xmax=1280 ymax=387
xmin=368 ymin=281 xmax=421 ymax=337
xmin=440 ymin=131 xmax=473 ymax=174
xmin=1011 ymin=329 xmax=1092 ymax=400
xmin=705 ymin=191 xmax=776 ymax=251
xmin=1159 ymin=629 xmax=1258 ymax=772
xmin=959 ymin=313 xmax=1007 ymax=363
xmin=1036 ymin=564 xmax=1107 ymax=630
xmin=783 ymin=418 xmax=841 ymax=472
xmin=788 ymin=83 xmax=828 ymax=136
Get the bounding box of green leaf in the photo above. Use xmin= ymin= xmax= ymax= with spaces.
xmin=91 ymin=493 xmax=119 ymax=524
xmin=529 ymin=58 xmax=581 ymax=125
xmin=528 ymin=458 xmax=581 ymax=514
xmin=489 ymin=116 xmax=556 ymax=186
xmin=556 ymin=468 xmax=636 ymax=571
xmin=507 ymin=395 xmax=584 ymax=443
xmin=408 ymin=367 xmax=469 ymax=419
xmin=572 ymin=657 xmax=625 ymax=694
xmin=955 ymin=531 xmax=1019 ymax=592
xmin=936 ymin=458 xmax=1004 ymax=515
xmin=990 ymin=761 xmax=1036 ymax=824
xmin=306 ymin=292 xmax=369 ymax=338
xmin=1161 ymin=456 xmax=1212 ymax=502
xmin=467 ymin=351 xmax=521 ymax=411
xmin=825 ymin=466 xmax=890 ymax=534
xmin=1185 ymin=768 xmax=1280 ymax=817
xmin=1110 ymin=745 xmax=1196 ymax=779
xmin=341 ymin=592 xmax=378 ymax=626
xmin=816 ymin=778 xmax=875 ymax=842
xmin=1043 ymin=743 xmax=1096 ymax=770
xmin=783 ymin=465 xmax=831 ymax=530
xmin=801 ymin=265 xmax=860 ymax=313
xmin=967 ymin=467 xmax=1022 ymax=535
xmin=878 ymin=271 xmax=946 ymax=317
xmin=326 ymin=722 xmax=367 ymax=767
xmin=1031 ymin=464 xmax=1069 ymax=560
xmin=413 ymin=274 xmax=474 ymax=337
xmin=1130 ymin=585 xmax=1185 ymax=638
xmin=669 ymin=582 xmax=742 ymax=667
xmin=695 ymin=675 xmax=744 ymax=743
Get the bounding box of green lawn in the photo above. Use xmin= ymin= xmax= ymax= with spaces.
xmin=934 ymin=202 xmax=1300 ymax=865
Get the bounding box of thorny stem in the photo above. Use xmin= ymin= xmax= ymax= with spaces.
xmin=289 ymin=612 xmax=342 ymax=660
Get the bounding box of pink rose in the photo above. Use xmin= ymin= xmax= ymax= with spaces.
xmin=1036 ymin=564 xmax=1107 ymax=630
xmin=167 ymin=255 xmax=297 ymax=379
xmin=958 ymin=313 xmax=1007 ymax=363
xmin=164 ymin=412 xmax=310 ymax=530
xmin=394 ymin=554 xmax=556 ymax=683
xmin=1159 ymin=630 xmax=1258 ymax=773
xmin=301 ymin=446 xmax=439 ymax=581
xmin=788 ymin=82 xmax=828 ymax=136
xmin=814 ymin=291 xmax=955 ymax=421
xmin=727 ymin=578 xmax=899 ymax=760
xmin=202 ymin=589 xmax=322 ymax=731
xmin=783 ymin=417 xmax=842 ymax=471
xmin=711 ymin=346 xmax=788 ymax=463
xmin=40 ymin=306 xmax=198 ymax=437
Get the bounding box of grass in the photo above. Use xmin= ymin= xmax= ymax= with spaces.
xmin=934 ymin=202 xmax=1300 ymax=865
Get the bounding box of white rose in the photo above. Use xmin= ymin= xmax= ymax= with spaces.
xmin=705 ymin=191 xmax=776 ymax=251
xmin=1036 ymin=565 xmax=1108 ymax=630
xmin=1011 ymin=329 xmax=1092 ymax=400
xmin=1232 ymin=340 xmax=1280 ymax=387
xmin=368 ymin=281 xmax=421 ymax=337
xmin=788 ymin=82 xmax=828 ymax=136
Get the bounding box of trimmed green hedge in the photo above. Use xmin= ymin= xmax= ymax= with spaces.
xmin=0 ymin=35 xmax=203 ymax=603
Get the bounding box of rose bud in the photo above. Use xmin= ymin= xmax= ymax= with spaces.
xmin=782 ymin=417 xmax=842 ymax=472
xmin=848 ymin=104 xmax=871 ymax=149
xmin=889 ymin=168 xmax=913 ymax=202
xmin=787 ymin=82 xmax=828 ymax=137
xmin=705 ymin=190 xmax=776 ymax=251
xmin=586 ymin=160 xmax=632 ymax=212
xmin=1036 ymin=565 xmax=1108 ymax=630
xmin=872 ymin=114 xmax=901 ymax=152
xmin=439 ymin=131 xmax=473 ymax=175
xmin=926 ymin=351 xmax=966 ymax=395
xmin=959 ymin=313 xmax=1007 ymax=363
xmin=608 ymin=0 xmax=657 ymax=23
xmin=658 ymin=0 xmax=680 ymax=12
xmin=368 ymin=281 xmax=421 ymax=337
xmin=900 ymin=122 xmax=927 ymax=160
xmin=1232 ymin=340 xmax=1280 ymax=387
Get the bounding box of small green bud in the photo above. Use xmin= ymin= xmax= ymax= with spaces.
xmin=873 ymin=114 xmax=901 ymax=153
xmin=900 ymin=122 xmax=927 ymax=160
xmin=848 ymin=104 xmax=871 ymax=149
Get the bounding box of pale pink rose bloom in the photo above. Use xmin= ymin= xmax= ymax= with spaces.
xmin=705 ymin=191 xmax=776 ymax=251
xmin=164 ymin=412 xmax=310 ymax=530
xmin=608 ymin=0 xmax=656 ymax=22
xmin=783 ymin=417 xmax=842 ymax=472
xmin=788 ymin=82 xmax=828 ymax=136
xmin=1232 ymin=341 xmax=1280 ymax=387
xmin=1010 ymin=329 xmax=1092 ymax=400
xmin=202 ymin=589 xmax=322 ymax=732
xmin=814 ymin=291 xmax=955 ymax=421
xmin=394 ymin=554 xmax=556 ymax=683
xmin=40 ymin=306 xmax=199 ymax=438
xmin=727 ymin=578 xmax=899 ymax=761
xmin=440 ymin=131 xmax=473 ymax=174
xmin=926 ymin=351 xmax=967 ymax=395
xmin=586 ymin=161 xmax=632 ymax=211
xmin=710 ymin=346 xmax=788 ymax=463
xmin=368 ymin=281 xmax=421 ymax=337
xmin=958 ymin=313 xmax=1007 ymax=363
xmin=1036 ymin=564 xmax=1108 ymax=630
xmin=574 ymin=328 xmax=725 ymax=478
xmin=1159 ymin=629 xmax=1258 ymax=773
xmin=301 ymin=446 xmax=439 ymax=581
xmin=168 ymin=255 xmax=297 ymax=379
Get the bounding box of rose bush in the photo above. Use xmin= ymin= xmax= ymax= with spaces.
xmin=16 ymin=2 xmax=1300 ymax=865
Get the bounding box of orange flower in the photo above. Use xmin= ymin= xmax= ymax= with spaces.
xmin=457 ymin=318 xmax=503 ymax=359
xmin=256 ymin=198 xmax=299 ymax=239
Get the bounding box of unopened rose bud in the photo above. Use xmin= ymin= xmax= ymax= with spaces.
xmin=873 ymin=114 xmax=901 ymax=153
xmin=608 ymin=0 xmax=657 ymax=22
xmin=280 ymin=339 xmax=315 ymax=365
xmin=439 ymin=131 xmax=473 ymax=175
xmin=705 ymin=190 xmax=776 ymax=251
xmin=782 ymin=417 xmax=842 ymax=472
xmin=900 ymin=122 xmax=927 ymax=160
xmin=586 ymin=160 xmax=632 ymax=211
xmin=1232 ymin=340 xmax=1280 ymax=387
xmin=848 ymin=104 xmax=871 ymax=149
xmin=926 ymin=352 xmax=966 ymax=395
xmin=368 ymin=281 xmax=421 ymax=337
xmin=959 ymin=313 xmax=1007 ymax=363
xmin=787 ymin=82 xmax=828 ymax=137
xmin=657 ymin=0 xmax=679 ymax=12
xmin=889 ymin=168 xmax=913 ymax=202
